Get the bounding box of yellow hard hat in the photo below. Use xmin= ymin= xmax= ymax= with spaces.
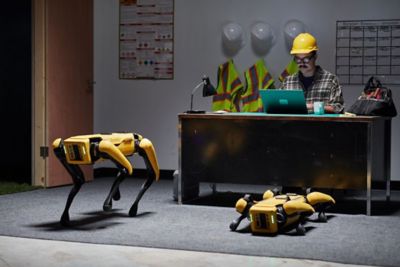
xmin=290 ymin=33 xmax=318 ymax=54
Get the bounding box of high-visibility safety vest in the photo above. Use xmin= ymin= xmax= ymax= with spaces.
xmin=212 ymin=59 xmax=244 ymax=112
xmin=279 ymin=59 xmax=299 ymax=82
xmin=242 ymin=59 xmax=275 ymax=112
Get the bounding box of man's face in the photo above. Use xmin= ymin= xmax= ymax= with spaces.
xmin=294 ymin=52 xmax=317 ymax=75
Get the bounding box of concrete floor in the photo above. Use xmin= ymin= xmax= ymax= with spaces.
xmin=0 ymin=235 xmax=371 ymax=267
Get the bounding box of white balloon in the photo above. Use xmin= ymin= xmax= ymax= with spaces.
xmin=250 ymin=22 xmax=275 ymax=56
xmin=251 ymin=22 xmax=274 ymax=44
xmin=222 ymin=22 xmax=244 ymax=46
xmin=284 ymin=19 xmax=307 ymax=51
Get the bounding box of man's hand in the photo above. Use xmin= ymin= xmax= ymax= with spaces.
xmin=324 ymin=104 xmax=335 ymax=113
xmin=306 ymin=102 xmax=314 ymax=113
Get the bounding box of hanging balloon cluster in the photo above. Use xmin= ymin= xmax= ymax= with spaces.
xmin=221 ymin=20 xmax=307 ymax=56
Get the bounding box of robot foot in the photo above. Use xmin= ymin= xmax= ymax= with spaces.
xmin=103 ymin=200 xmax=113 ymax=211
xmin=318 ymin=211 xmax=327 ymax=222
xmin=295 ymin=223 xmax=306 ymax=235
xmin=60 ymin=213 xmax=70 ymax=227
xmin=229 ymin=218 xmax=240 ymax=231
xmin=230 ymin=214 xmax=247 ymax=231
xmin=229 ymin=221 xmax=238 ymax=231
xmin=128 ymin=203 xmax=138 ymax=217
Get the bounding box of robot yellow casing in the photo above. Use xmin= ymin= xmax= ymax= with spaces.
xmin=249 ymin=204 xmax=279 ymax=234
xmin=52 ymin=137 xmax=92 ymax=164
xmin=66 ymin=141 xmax=92 ymax=164
xmin=59 ymin=133 xmax=137 ymax=165
xmin=248 ymin=194 xmax=314 ymax=234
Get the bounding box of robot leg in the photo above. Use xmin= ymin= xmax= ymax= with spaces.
xmin=53 ymin=139 xmax=85 ymax=226
xmin=129 ymin=176 xmax=154 ymax=217
xmin=97 ymin=139 xmax=134 ymax=211
xmin=306 ymin=192 xmax=335 ymax=222
xmin=103 ymin=168 xmax=127 ymax=211
xmin=230 ymin=194 xmax=254 ymax=231
xmin=128 ymin=138 xmax=160 ymax=217
xmin=60 ymin=164 xmax=85 ymax=225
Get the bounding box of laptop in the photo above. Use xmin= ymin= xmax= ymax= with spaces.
xmin=259 ymin=89 xmax=308 ymax=114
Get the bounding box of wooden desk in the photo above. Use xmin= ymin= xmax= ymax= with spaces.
xmin=178 ymin=113 xmax=392 ymax=215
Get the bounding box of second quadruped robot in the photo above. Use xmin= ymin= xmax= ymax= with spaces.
xmin=230 ymin=189 xmax=335 ymax=235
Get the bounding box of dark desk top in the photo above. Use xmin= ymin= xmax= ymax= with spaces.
xmin=179 ymin=112 xmax=391 ymax=123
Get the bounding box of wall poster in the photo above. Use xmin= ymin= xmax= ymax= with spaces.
xmin=336 ymin=19 xmax=400 ymax=85
xmin=119 ymin=0 xmax=174 ymax=79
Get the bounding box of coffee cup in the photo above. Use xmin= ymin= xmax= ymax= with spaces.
xmin=313 ymin=101 xmax=325 ymax=115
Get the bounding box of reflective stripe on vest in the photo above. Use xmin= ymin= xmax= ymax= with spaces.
xmin=212 ymin=59 xmax=244 ymax=112
xmin=279 ymin=59 xmax=299 ymax=82
xmin=242 ymin=59 xmax=275 ymax=112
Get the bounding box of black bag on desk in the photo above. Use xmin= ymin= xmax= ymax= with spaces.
xmin=347 ymin=77 xmax=397 ymax=117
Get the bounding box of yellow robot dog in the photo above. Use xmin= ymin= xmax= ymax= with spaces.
xmin=230 ymin=189 xmax=335 ymax=235
xmin=53 ymin=133 xmax=160 ymax=226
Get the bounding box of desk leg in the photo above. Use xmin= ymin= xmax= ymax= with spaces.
xmin=178 ymin=172 xmax=182 ymax=205
xmin=210 ymin=183 xmax=217 ymax=194
xmin=178 ymin=121 xmax=182 ymax=205
xmin=367 ymin=124 xmax=372 ymax=216
xmin=367 ymin=186 xmax=371 ymax=216
xmin=385 ymin=120 xmax=391 ymax=202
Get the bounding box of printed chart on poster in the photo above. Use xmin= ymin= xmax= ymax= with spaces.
xmin=336 ymin=19 xmax=400 ymax=85
xmin=119 ymin=0 xmax=174 ymax=79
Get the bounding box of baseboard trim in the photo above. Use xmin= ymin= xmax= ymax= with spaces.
xmin=94 ymin=167 xmax=174 ymax=180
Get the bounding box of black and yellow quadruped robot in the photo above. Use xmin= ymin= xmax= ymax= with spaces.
xmin=230 ymin=189 xmax=335 ymax=235
xmin=53 ymin=133 xmax=160 ymax=226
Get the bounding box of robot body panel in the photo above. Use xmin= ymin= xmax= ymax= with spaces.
xmin=99 ymin=140 xmax=133 ymax=175
xmin=283 ymin=201 xmax=315 ymax=216
xmin=249 ymin=205 xmax=279 ymax=234
xmin=64 ymin=139 xmax=92 ymax=164
xmin=138 ymin=138 xmax=160 ymax=181
xmin=115 ymin=138 xmax=135 ymax=157
xmin=231 ymin=189 xmax=335 ymax=235
xmin=247 ymin=195 xmax=314 ymax=234
xmin=306 ymin=192 xmax=336 ymax=206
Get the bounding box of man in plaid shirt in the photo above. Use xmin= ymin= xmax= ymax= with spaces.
xmin=281 ymin=33 xmax=344 ymax=114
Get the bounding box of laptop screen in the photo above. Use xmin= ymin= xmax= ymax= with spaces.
xmin=259 ymin=89 xmax=308 ymax=114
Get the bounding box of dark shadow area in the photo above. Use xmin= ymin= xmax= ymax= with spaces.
xmin=234 ymin=223 xmax=252 ymax=234
xmin=183 ymin=189 xmax=400 ymax=216
xmin=329 ymin=198 xmax=400 ymax=216
xmin=308 ymin=214 xmax=336 ymax=223
xmin=232 ymin=221 xmax=318 ymax=237
xmin=0 ymin=0 xmax=31 ymax=184
xmin=281 ymin=226 xmax=317 ymax=236
xmin=129 ymin=211 xmax=155 ymax=218
xmin=94 ymin=168 xmax=174 ymax=180
xmin=28 ymin=209 xmax=156 ymax=231
xmin=184 ymin=191 xmax=263 ymax=208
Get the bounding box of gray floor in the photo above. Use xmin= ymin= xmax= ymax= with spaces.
xmin=1 ymin=178 xmax=398 ymax=266
xmin=0 ymin=235 xmax=370 ymax=267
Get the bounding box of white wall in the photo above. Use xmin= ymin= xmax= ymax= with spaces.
xmin=94 ymin=0 xmax=400 ymax=180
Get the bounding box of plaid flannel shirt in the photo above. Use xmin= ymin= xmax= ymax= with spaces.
xmin=281 ymin=66 xmax=344 ymax=113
